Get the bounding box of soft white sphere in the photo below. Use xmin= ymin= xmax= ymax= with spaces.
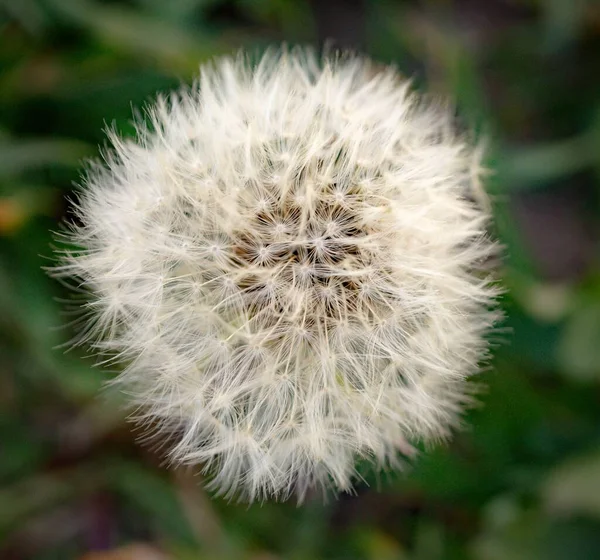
xmin=55 ymin=47 xmax=499 ymax=501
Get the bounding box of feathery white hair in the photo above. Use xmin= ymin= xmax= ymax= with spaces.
xmin=54 ymin=47 xmax=499 ymax=502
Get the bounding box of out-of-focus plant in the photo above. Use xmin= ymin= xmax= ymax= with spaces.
xmin=2 ymin=0 xmax=600 ymax=558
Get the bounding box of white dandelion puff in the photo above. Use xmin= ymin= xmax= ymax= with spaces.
xmin=52 ymin=47 xmax=501 ymax=502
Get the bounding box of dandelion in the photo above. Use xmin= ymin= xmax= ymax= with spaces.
xmin=53 ymin=47 xmax=500 ymax=502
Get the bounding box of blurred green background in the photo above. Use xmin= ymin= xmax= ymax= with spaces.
xmin=2 ymin=0 xmax=600 ymax=558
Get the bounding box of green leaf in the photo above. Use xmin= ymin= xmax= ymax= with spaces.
xmin=543 ymin=448 xmax=600 ymax=519
xmin=354 ymin=528 xmax=409 ymax=560
xmin=0 ymin=138 xmax=91 ymax=178
xmin=45 ymin=0 xmax=223 ymax=70
xmin=557 ymin=303 xmax=600 ymax=381
xmin=0 ymin=466 xmax=99 ymax=537
xmin=237 ymin=0 xmax=316 ymax=40
xmin=107 ymin=459 xmax=198 ymax=546
xmin=541 ymin=0 xmax=588 ymax=51
xmin=498 ymin=134 xmax=593 ymax=191
xmin=133 ymin=0 xmax=223 ymax=25
xmin=0 ymin=418 xmax=46 ymax=481
xmin=0 ymin=0 xmax=47 ymax=35
xmin=470 ymin=499 xmax=546 ymax=560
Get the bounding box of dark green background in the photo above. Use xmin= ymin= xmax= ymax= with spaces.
xmin=2 ymin=1 xmax=600 ymax=558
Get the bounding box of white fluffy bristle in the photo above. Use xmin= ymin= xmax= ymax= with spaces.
xmin=54 ymin=47 xmax=500 ymax=502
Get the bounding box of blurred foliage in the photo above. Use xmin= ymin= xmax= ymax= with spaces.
xmin=1 ymin=0 xmax=600 ymax=558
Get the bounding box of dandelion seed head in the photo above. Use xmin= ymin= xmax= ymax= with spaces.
xmin=54 ymin=47 xmax=500 ymax=502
